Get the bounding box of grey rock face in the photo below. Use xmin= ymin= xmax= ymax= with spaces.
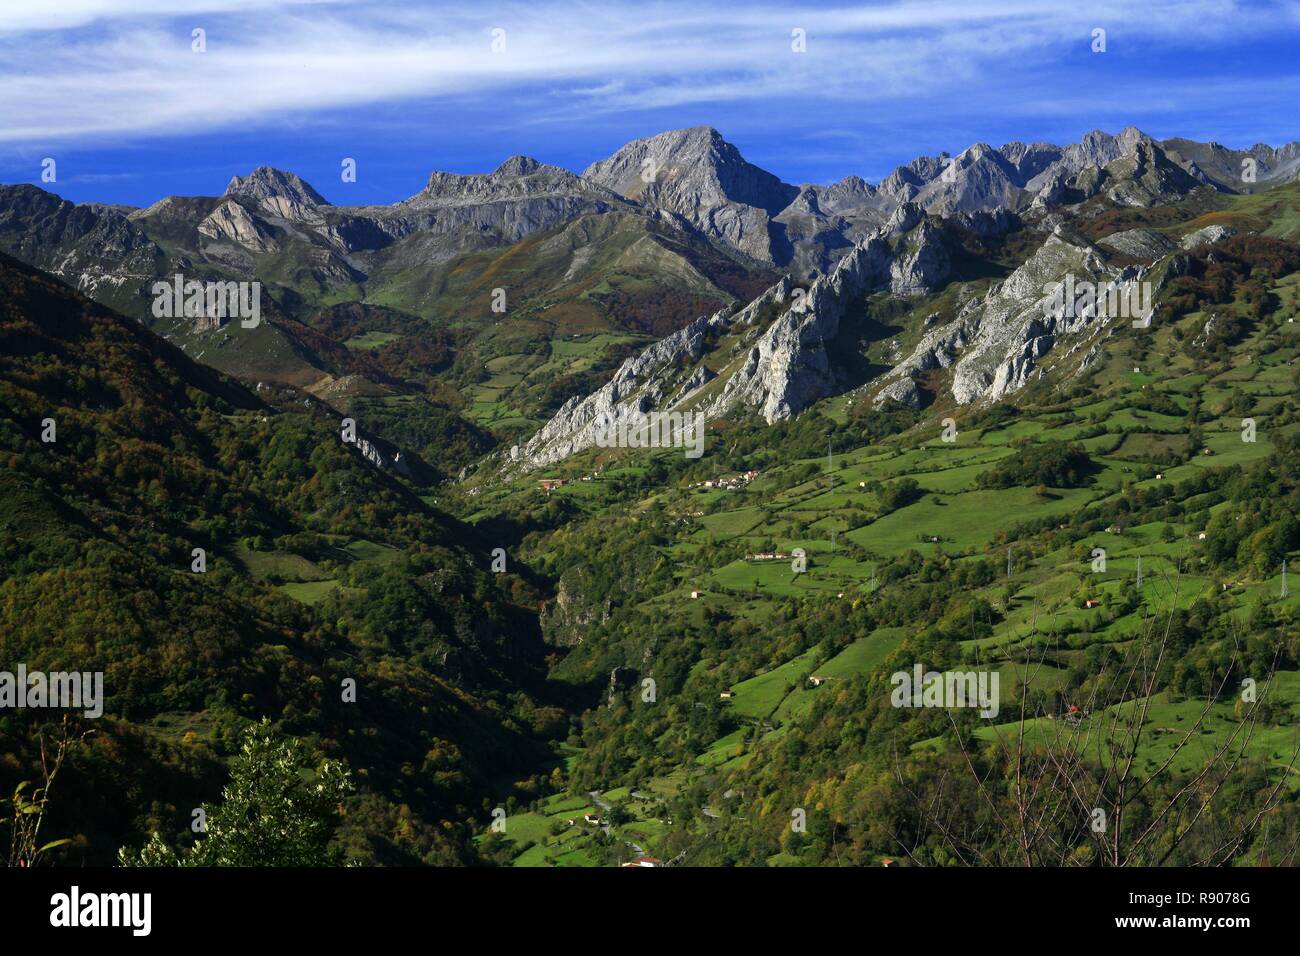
xmin=519 ymin=310 xmax=728 ymax=469
xmin=842 ymin=128 xmax=1210 ymax=221
xmin=882 ymin=312 xmax=974 ymax=383
xmin=1179 ymin=224 xmax=1235 ymax=250
xmin=1160 ymin=137 xmax=1300 ymax=192
xmin=876 ymin=229 xmax=1139 ymax=408
xmin=3 ymin=122 xmax=1290 ymax=456
xmin=874 ymin=376 xmax=924 ymax=408
xmin=818 ymin=127 xmax=1152 ymax=225
xmin=1085 ymin=141 xmax=1203 ymax=207
xmin=949 ymin=233 xmax=1124 ymax=403
xmin=0 ymin=184 xmax=171 ymax=307
xmin=1098 ymin=228 xmax=1179 ymax=261
xmin=673 ymin=364 xmax=716 ymax=402
xmin=913 ymin=143 xmax=1026 ymax=215
xmin=517 ymin=211 xmax=955 ymax=467
xmin=407 ymin=155 xmax=620 ymax=208
xmin=354 ymin=436 xmax=412 ymax=477
xmin=225 ymin=166 xmax=328 ymax=221
xmin=817 ymin=175 xmax=883 ymax=213
xmin=0 ymin=125 xmax=1270 ymax=323
xmin=1000 ymin=140 xmax=1067 ymax=183
xmin=1037 ymin=127 xmax=1149 ymax=184
xmin=705 ymin=280 xmax=845 ymax=423
xmin=1029 ymin=172 xmax=1072 ymax=209
xmin=351 ymin=156 xmax=633 ymax=257
xmin=211 ymin=156 xmax=635 ymax=264
xmin=889 ymin=220 xmax=951 ymax=295
xmin=198 ymin=200 xmax=277 ymax=251
xmin=951 ymin=208 xmax=1017 ymax=237
xmin=699 ymin=210 xmax=950 ymax=423
xmin=582 ymin=126 xmax=798 ymax=265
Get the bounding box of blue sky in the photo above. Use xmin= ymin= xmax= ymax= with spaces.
xmin=2 ymin=0 xmax=1299 ymax=207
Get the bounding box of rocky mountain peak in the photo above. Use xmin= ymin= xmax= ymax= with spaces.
xmin=1116 ymin=125 xmax=1151 ymax=146
xmin=411 ymin=156 xmax=614 ymax=207
xmin=581 ymin=126 xmax=799 ymax=264
xmin=1069 ymin=127 xmax=1151 ymax=168
xmin=494 ymin=155 xmax=544 ymax=177
xmin=1088 ymin=139 xmax=1202 ymax=206
xmin=584 ymin=125 xmax=796 ymax=210
xmin=885 ymin=201 xmax=925 ymax=235
xmin=818 ymin=175 xmax=877 ymax=211
xmin=225 ymin=166 xmax=328 ymax=206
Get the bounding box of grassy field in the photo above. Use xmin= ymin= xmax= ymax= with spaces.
xmin=343 ymin=330 xmax=402 ymax=350
xmin=478 ymin=787 xmax=677 ymax=867
xmin=234 ymin=536 xmax=406 ymax=604
xmin=727 ymin=648 xmax=821 ymax=719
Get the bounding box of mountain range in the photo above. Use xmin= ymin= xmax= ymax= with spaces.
xmin=2 ymin=124 xmax=1298 ymax=480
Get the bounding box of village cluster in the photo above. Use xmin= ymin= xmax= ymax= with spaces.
xmin=538 ymin=472 xmax=599 ymax=492
xmin=689 ymin=470 xmax=761 ymax=490
xmin=539 ymin=469 xmax=761 ymax=495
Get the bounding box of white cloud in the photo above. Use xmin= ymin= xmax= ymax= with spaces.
xmin=0 ymin=0 xmax=1295 ymax=146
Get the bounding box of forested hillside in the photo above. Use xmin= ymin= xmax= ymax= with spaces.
xmin=0 ymin=253 xmax=562 ymax=865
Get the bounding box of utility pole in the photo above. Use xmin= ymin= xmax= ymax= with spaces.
xmin=827 ymin=435 xmax=834 ymax=493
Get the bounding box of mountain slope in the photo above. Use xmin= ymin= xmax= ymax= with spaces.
xmin=514 ymin=171 xmax=1300 ymax=473
xmin=0 ymin=252 xmax=557 ymax=865
xmin=0 ymin=156 xmax=773 ymax=447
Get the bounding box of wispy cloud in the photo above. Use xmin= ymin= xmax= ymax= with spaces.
xmin=2 ymin=0 xmax=1296 ymax=146
xmin=0 ymin=0 xmax=349 ymax=34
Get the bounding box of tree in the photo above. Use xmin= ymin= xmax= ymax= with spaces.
xmin=879 ymin=477 xmax=922 ymax=512
xmin=119 ymin=719 xmax=353 ymax=867
xmin=977 ymin=441 xmax=1095 ymax=489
